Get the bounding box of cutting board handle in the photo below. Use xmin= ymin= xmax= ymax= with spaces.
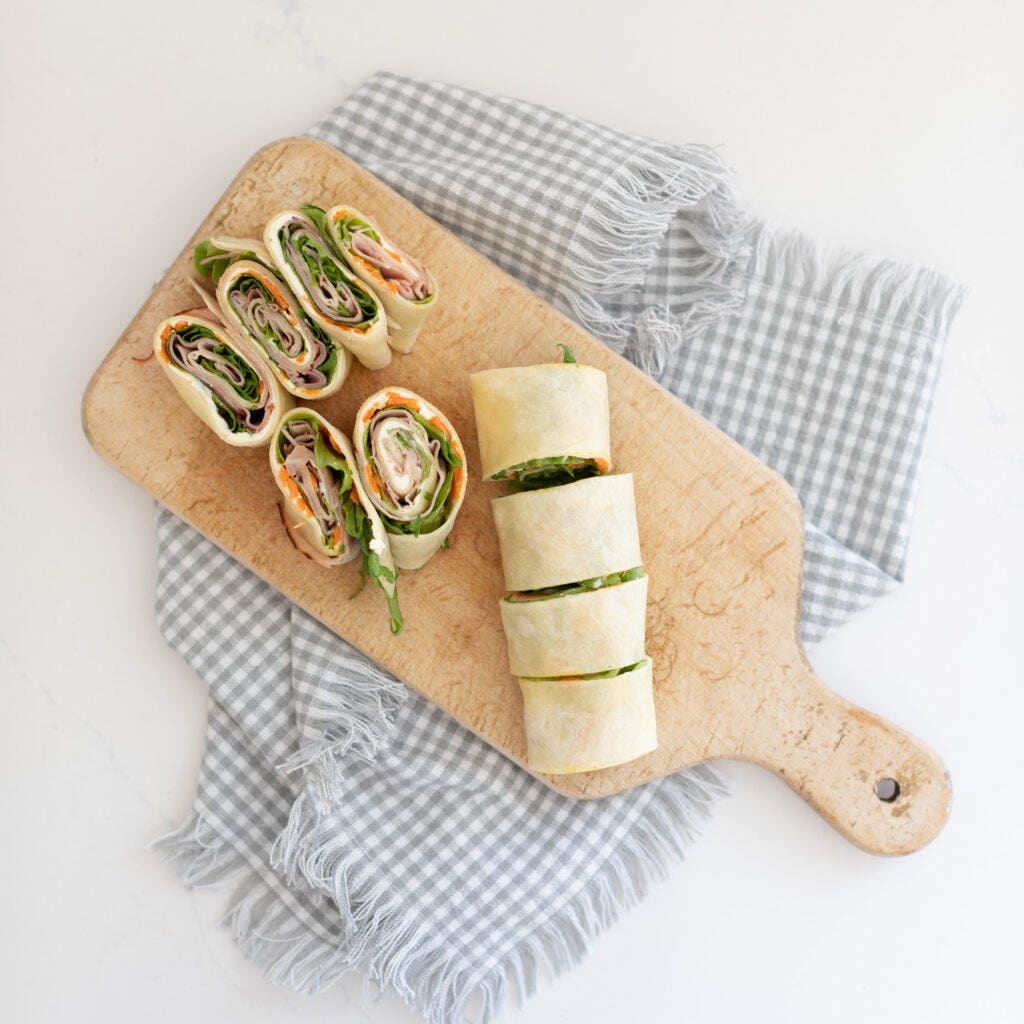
xmin=744 ymin=660 xmax=952 ymax=855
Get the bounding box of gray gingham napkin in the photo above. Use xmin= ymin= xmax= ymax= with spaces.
xmin=154 ymin=72 xmax=964 ymax=1023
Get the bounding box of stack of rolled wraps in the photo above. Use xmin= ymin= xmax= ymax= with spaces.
xmin=471 ymin=348 xmax=658 ymax=775
xmin=152 ymin=209 xmax=457 ymax=636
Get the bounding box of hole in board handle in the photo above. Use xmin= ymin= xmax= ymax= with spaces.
xmin=875 ymin=777 xmax=901 ymax=803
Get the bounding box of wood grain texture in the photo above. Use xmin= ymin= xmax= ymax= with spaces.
xmin=82 ymin=138 xmax=951 ymax=854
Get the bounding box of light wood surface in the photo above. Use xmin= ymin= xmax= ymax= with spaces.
xmin=82 ymin=138 xmax=951 ymax=855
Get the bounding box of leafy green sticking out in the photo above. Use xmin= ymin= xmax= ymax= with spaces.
xmin=558 ymin=344 xmax=578 ymax=364
xmin=322 ymin=206 xmax=381 ymax=247
xmin=493 ymin=454 xmax=604 ymax=492
xmin=306 ymin=420 xmax=403 ymax=635
xmin=524 ymin=659 xmax=647 ymax=682
xmin=367 ymin=405 xmax=463 ymax=538
xmin=193 ymin=240 xmax=261 ymax=285
xmin=168 ymin=323 xmax=260 ymax=433
xmin=505 ymin=566 xmax=644 ymax=603
xmin=440 ymin=536 xmax=451 ymax=551
xmin=301 ymin=204 xmax=335 ymax=243
xmin=416 ymin=412 xmax=463 ymax=470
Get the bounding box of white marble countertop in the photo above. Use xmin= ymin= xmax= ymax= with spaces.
xmin=4 ymin=1 xmax=1022 ymax=1021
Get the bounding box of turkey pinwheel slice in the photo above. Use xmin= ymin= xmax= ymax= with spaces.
xmin=500 ymin=568 xmax=648 ymax=678
xmin=518 ymin=659 xmax=658 ymax=775
xmin=271 ymin=409 xmax=402 ymax=634
xmin=353 ymin=387 xmax=467 ymax=570
xmin=491 ymin=474 xmax=641 ymax=592
xmin=194 ymin=237 xmax=352 ymax=400
xmin=470 ymin=346 xmax=611 ymax=488
xmin=264 ymin=208 xmax=391 ymax=371
xmin=153 ymin=309 xmax=291 ymax=446
xmin=322 ymin=204 xmax=438 ymax=354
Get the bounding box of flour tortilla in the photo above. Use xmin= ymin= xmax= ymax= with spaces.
xmin=500 ymin=574 xmax=647 ymax=677
xmin=470 ymin=363 xmax=610 ymax=480
xmin=519 ymin=659 xmax=658 ymax=775
xmin=491 ymin=474 xmax=641 ymax=591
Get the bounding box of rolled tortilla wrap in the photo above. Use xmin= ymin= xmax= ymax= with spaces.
xmin=324 ymin=204 xmax=438 ymax=354
xmin=519 ymin=659 xmax=658 ymax=774
xmin=264 ymin=208 xmax=391 ymax=371
xmin=153 ymin=310 xmax=291 ymax=446
xmin=353 ymin=387 xmax=468 ymax=570
xmin=491 ymin=474 xmax=641 ymax=591
xmin=501 ymin=570 xmax=647 ymax=677
xmin=470 ymin=354 xmax=610 ymax=485
xmin=271 ymin=408 xmax=402 ymax=634
xmin=194 ymin=237 xmax=352 ymax=400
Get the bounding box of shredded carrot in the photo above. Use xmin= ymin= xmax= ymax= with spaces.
xmin=363 ymin=392 xmax=420 ymax=422
xmin=250 ymin=269 xmax=289 ymax=309
xmin=353 ymin=253 xmax=400 ymax=294
xmin=332 ymin=527 xmax=342 ymax=545
xmin=350 ymin=486 xmax=361 ymax=507
xmin=278 ymin=466 xmax=313 ymax=517
xmin=363 ymin=464 xmax=383 ymax=497
xmin=451 ymin=464 xmax=466 ymax=499
xmin=594 ymin=457 xmax=610 ymax=473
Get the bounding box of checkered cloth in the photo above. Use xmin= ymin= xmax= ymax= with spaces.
xmin=154 ymin=72 xmax=964 ymax=1023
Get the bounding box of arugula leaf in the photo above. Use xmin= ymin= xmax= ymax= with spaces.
xmin=558 ymin=344 xmax=578 ymax=364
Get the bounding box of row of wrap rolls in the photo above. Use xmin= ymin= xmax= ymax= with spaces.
xmin=471 ymin=350 xmax=658 ymax=774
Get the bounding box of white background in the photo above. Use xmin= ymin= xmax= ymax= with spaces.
xmin=3 ymin=1 xmax=1022 ymax=1021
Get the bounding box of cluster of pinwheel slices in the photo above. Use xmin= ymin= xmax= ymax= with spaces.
xmin=471 ymin=347 xmax=658 ymax=775
xmin=152 ymin=206 xmax=455 ymax=635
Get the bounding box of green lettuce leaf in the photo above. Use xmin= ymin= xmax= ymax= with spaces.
xmin=493 ymin=454 xmax=604 ymax=492
xmin=193 ymin=240 xmax=262 ymax=285
xmin=558 ymin=344 xmax=578 ymax=364
xmin=505 ymin=566 xmax=644 ymax=603
xmin=524 ymin=659 xmax=647 ymax=682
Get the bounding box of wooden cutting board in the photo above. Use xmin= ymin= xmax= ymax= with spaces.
xmin=83 ymin=137 xmax=951 ymax=855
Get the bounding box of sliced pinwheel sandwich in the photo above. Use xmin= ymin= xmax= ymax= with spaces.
xmin=352 ymin=387 xmax=467 ymax=570
xmin=153 ymin=308 xmax=291 ymax=446
xmin=194 ymin=238 xmax=352 ymax=400
xmin=500 ymin=567 xmax=647 ymax=678
xmin=518 ymin=659 xmax=658 ymax=775
xmin=271 ymin=408 xmax=402 ymax=634
xmin=490 ymin=474 xmax=641 ymax=593
xmin=470 ymin=345 xmax=610 ymax=490
xmin=264 ymin=208 xmax=391 ymax=371
xmin=323 ymin=204 xmax=438 ymax=354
